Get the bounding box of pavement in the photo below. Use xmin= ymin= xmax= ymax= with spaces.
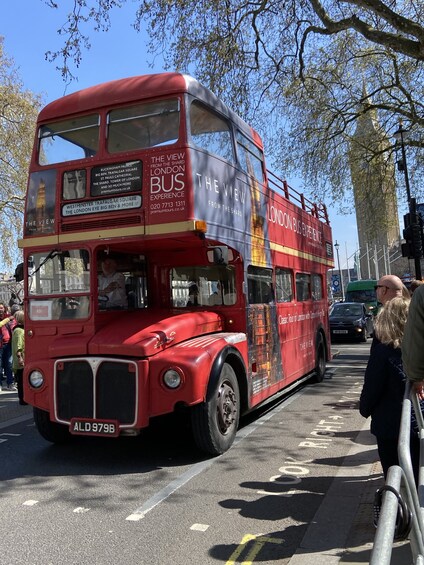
xmin=287 ymin=419 xmax=413 ymax=564
xmin=0 ymin=387 xmax=415 ymax=564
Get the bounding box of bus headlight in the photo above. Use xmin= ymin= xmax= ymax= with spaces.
xmin=29 ymin=370 xmax=44 ymax=388
xmin=162 ymin=368 xmax=183 ymax=389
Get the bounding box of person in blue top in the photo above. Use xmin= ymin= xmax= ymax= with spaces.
xmin=359 ymin=296 xmax=421 ymax=483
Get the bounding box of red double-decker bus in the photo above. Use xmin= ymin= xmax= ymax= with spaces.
xmin=18 ymin=73 xmax=334 ymax=455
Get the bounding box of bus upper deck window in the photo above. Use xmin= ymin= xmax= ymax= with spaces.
xmin=107 ymin=99 xmax=180 ymax=154
xmin=236 ymin=131 xmax=265 ymax=184
xmin=189 ymin=101 xmax=235 ymax=163
xmin=38 ymin=115 xmax=100 ymax=166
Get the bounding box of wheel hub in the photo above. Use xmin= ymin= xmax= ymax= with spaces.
xmin=217 ymin=381 xmax=237 ymax=434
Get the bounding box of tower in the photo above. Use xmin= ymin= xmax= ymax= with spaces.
xmin=349 ymin=97 xmax=400 ymax=279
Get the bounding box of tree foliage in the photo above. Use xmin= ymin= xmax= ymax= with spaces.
xmin=45 ymin=0 xmax=424 ymax=206
xmin=0 ymin=37 xmax=41 ymax=268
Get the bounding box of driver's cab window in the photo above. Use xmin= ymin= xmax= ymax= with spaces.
xmin=97 ymin=251 xmax=147 ymax=310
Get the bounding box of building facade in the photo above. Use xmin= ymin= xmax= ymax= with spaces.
xmin=349 ymin=98 xmax=402 ymax=280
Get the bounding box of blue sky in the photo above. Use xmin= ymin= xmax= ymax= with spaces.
xmin=2 ymin=1 xmax=359 ymax=270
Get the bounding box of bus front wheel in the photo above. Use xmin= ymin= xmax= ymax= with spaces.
xmin=312 ymin=334 xmax=326 ymax=383
xmin=191 ymin=363 xmax=240 ymax=456
xmin=33 ymin=407 xmax=71 ymax=444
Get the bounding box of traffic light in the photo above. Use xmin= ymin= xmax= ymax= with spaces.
xmin=401 ymin=211 xmax=423 ymax=259
xmin=412 ymin=219 xmax=423 ymax=259
xmin=402 ymin=213 xmax=413 ymax=258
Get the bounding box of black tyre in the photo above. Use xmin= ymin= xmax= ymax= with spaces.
xmin=33 ymin=407 xmax=71 ymax=444
xmin=312 ymin=334 xmax=326 ymax=383
xmin=360 ymin=327 xmax=368 ymax=342
xmin=191 ymin=363 xmax=240 ymax=456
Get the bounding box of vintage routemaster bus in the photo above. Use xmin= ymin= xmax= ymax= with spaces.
xmin=18 ymin=73 xmax=334 ymax=455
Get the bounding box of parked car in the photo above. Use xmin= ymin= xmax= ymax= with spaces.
xmin=329 ymin=301 xmax=373 ymax=342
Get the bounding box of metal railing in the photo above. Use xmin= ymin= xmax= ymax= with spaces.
xmin=370 ymin=381 xmax=424 ymax=564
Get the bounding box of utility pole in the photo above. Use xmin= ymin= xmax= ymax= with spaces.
xmin=334 ymin=241 xmax=345 ymax=300
xmin=395 ymin=122 xmax=422 ymax=280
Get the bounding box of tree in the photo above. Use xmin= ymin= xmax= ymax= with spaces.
xmin=0 ymin=38 xmax=41 ymax=269
xmin=45 ymin=0 xmax=424 ymax=205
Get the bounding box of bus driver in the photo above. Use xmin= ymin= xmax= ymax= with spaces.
xmin=98 ymin=255 xmax=128 ymax=309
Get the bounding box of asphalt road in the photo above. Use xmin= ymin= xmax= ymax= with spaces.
xmin=0 ymin=341 xmax=371 ymax=565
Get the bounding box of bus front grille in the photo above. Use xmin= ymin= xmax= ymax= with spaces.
xmin=55 ymin=359 xmax=137 ymax=425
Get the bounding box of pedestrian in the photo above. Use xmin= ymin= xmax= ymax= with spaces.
xmin=8 ymin=292 xmax=20 ymax=309
xmin=0 ymin=302 xmax=17 ymax=391
xmin=402 ymin=284 xmax=424 ymax=399
xmin=359 ymin=296 xmax=421 ymax=482
xmin=11 ymin=310 xmax=26 ymax=405
xmin=408 ymin=279 xmax=424 ymax=296
xmin=375 ymin=274 xmax=408 ymax=306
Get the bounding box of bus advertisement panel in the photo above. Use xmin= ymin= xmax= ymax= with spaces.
xmin=19 ymin=73 xmax=334 ymax=455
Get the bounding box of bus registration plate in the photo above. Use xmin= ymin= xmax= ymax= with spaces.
xmin=70 ymin=418 xmax=119 ymax=437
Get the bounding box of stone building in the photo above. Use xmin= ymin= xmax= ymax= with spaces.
xmin=349 ymin=97 xmax=403 ymax=279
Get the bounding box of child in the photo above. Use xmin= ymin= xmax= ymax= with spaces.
xmin=11 ymin=310 xmax=26 ymax=405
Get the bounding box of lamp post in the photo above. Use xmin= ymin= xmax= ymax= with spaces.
xmin=394 ymin=121 xmax=422 ymax=280
xmin=394 ymin=121 xmax=411 ymax=203
xmin=334 ymin=241 xmax=345 ymax=301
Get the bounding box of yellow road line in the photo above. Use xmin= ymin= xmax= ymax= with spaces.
xmin=226 ymin=533 xmax=285 ymax=564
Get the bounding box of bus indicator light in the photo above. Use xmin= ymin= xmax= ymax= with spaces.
xmin=195 ymin=220 xmax=207 ymax=233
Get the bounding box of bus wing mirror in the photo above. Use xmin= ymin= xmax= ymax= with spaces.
xmin=208 ymin=246 xmax=229 ymax=265
xmin=14 ymin=263 xmax=24 ymax=282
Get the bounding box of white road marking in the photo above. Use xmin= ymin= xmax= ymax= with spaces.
xmin=190 ymin=523 xmax=209 ymax=531
xmin=126 ymin=458 xmax=216 ymax=521
xmin=23 ymin=500 xmax=39 ymax=506
xmin=0 ymin=432 xmax=20 ymax=443
xmin=0 ymin=413 xmax=33 ymax=430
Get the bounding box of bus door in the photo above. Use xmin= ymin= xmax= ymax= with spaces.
xmin=247 ymin=267 xmax=283 ymax=396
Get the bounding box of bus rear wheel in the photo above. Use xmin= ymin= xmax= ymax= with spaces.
xmin=312 ymin=334 xmax=326 ymax=383
xmin=33 ymin=407 xmax=71 ymax=444
xmin=191 ymin=363 xmax=240 ymax=456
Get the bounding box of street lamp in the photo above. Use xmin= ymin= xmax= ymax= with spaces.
xmin=394 ymin=121 xmax=422 ymax=280
xmin=394 ymin=120 xmax=411 ymax=203
xmin=334 ymin=240 xmax=345 ymax=301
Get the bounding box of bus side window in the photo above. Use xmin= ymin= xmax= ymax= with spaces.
xmin=236 ymin=130 xmax=265 ymax=184
xmin=311 ymin=274 xmax=323 ymax=301
xmin=247 ymin=266 xmax=273 ymax=304
xmin=189 ymin=101 xmax=235 ymax=163
xmin=295 ymin=273 xmax=311 ymax=302
xmin=276 ymin=268 xmax=293 ymax=302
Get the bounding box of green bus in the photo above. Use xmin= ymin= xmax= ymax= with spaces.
xmin=345 ymin=279 xmax=378 ymax=312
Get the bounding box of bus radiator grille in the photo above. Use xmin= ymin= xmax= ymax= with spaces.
xmin=56 ymin=360 xmax=137 ymax=425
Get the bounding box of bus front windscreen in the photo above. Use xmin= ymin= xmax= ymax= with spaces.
xmin=39 ymin=115 xmax=100 ymax=165
xmin=28 ymin=249 xmax=90 ymax=320
xmin=107 ymin=99 xmax=180 ymax=153
xmin=345 ymin=288 xmax=377 ymax=304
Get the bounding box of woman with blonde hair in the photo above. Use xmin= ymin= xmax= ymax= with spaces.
xmin=360 ymin=296 xmax=420 ymax=481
